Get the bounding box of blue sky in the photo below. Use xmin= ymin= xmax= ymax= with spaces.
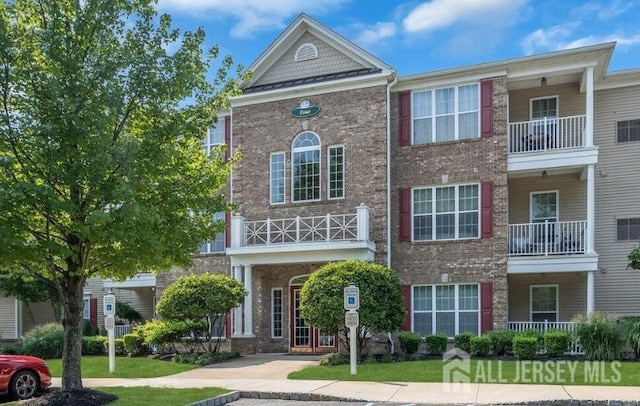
xmin=156 ymin=0 xmax=640 ymax=76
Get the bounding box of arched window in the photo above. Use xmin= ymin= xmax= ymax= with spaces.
xmin=292 ymin=132 xmax=321 ymax=202
xmin=294 ymin=43 xmax=318 ymax=62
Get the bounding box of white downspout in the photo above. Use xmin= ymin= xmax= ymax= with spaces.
xmin=386 ymin=74 xmax=398 ymax=269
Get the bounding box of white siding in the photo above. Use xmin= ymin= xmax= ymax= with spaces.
xmin=21 ymin=301 xmax=57 ymax=334
xmin=593 ymin=84 xmax=640 ymax=315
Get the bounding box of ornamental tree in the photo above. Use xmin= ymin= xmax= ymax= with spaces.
xmin=299 ymin=260 xmax=405 ymax=354
xmin=0 ymin=0 xmax=245 ymax=391
xmin=156 ymin=273 xmax=246 ymax=353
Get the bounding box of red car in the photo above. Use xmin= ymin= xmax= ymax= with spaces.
xmin=0 ymin=355 xmax=52 ymax=400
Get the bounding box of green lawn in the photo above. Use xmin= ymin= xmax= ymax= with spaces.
xmin=289 ymin=359 xmax=640 ymax=386
xmin=46 ymin=356 xmax=198 ymax=378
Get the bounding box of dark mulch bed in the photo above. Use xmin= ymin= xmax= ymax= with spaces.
xmin=19 ymin=389 xmax=116 ymax=406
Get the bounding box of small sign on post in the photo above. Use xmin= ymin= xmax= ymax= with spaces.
xmin=344 ymin=285 xmax=360 ymax=376
xmin=103 ymin=295 xmax=116 ymax=374
xmin=344 ymin=285 xmax=360 ymax=310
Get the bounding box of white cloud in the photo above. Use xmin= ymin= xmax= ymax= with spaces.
xmin=520 ymin=22 xmax=640 ymax=54
xmin=157 ymin=0 xmax=348 ymax=38
xmin=402 ymin=0 xmax=527 ymax=33
xmin=352 ymin=22 xmax=397 ymax=47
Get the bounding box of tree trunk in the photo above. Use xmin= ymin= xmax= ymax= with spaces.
xmin=60 ymin=275 xmax=85 ymax=391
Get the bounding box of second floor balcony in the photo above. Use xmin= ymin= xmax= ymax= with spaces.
xmin=226 ymin=204 xmax=376 ymax=266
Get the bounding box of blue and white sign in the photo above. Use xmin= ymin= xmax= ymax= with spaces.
xmin=103 ymin=294 xmax=116 ymax=315
xmin=344 ymin=285 xmax=360 ymax=310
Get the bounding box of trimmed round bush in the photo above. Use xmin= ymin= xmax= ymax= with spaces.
xmin=398 ymin=331 xmax=422 ymax=355
xmin=20 ymin=323 xmax=64 ymax=359
xmin=425 ymin=334 xmax=448 ymax=356
xmin=82 ymin=335 xmax=107 ymax=355
xmin=454 ymin=332 xmax=475 ymax=353
xmin=103 ymin=337 xmax=126 ymax=355
xmin=488 ymin=329 xmax=515 ymax=356
xmin=319 ymin=352 xmax=349 ymax=366
xmin=470 ymin=335 xmax=492 ymax=357
xmin=544 ymin=329 xmax=570 ymax=357
xmin=513 ymin=335 xmax=538 ymax=360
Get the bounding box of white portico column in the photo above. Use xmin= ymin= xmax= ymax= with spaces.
xmin=587 ymin=271 xmax=595 ymax=315
xmin=233 ymin=265 xmax=243 ymax=336
xmin=243 ymin=265 xmax=253 ymax=336
xmin=585 ymin=66 xmax=594 ymax=147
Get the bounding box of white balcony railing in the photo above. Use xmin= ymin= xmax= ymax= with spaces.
xmin=508 ymin=115 xmax=586 ymax=154
xmin=231 ymin=205 xmax=370 ymax=247
xmin=114 ymin=324 xmax=132 ymax=337
xmin=507 ymin=320 xmax=583 ymax=354
xmin=508 ymin=220 xmax=586 ymax=256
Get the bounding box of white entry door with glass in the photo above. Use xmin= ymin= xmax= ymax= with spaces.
xmin=530 ymin=191 xmax=559 ymax=254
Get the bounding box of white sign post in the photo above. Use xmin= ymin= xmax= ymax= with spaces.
xmin=103 ymin=295 xmax=116 ymax=374
xmin=344 ymin=285 xmax=360 ymax=376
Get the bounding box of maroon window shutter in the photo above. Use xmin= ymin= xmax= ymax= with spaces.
xmin=480 ymin=181 xmax=493 ymax=239
xmin=480 ymin=282 xmax=493 ymax=334
xmin=480 ymin=80 xmax=493 ymax=138
xmin=90 ymin=298 xmax=97 ymax=329
xmin=225 ymin=313 xmax=231 ymax=338
xmin=224 ymin=116 xmax=231 ymax=162
xmin=399 ymin=91 xmax=411 ymax=146
xmin=225 ymin=212 xmax=231 ymax=248
xmin=401 ymin=284 xmax=412 ymax=331
xmin=399 ymin=188 xmax=411 ymax=242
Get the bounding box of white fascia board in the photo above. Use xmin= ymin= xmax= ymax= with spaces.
xmin=393 ymin=70 xmax=507 ymax=92
xmin=508 ymin=147 xmax=599 ymax=173
xmin=227 ymin=241 xmax=376 ymax=266
xmin=508 ymin=254 xmax=599 ymax=274
xmin=103 ymin=273 xmax=156 ymax=289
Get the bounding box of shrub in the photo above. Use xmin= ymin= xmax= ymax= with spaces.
xmin=574 ymin=313 xmax=621 ymax=361
xmin=398 ymin=331 xmax=422 ymax=355
xmin=82 ymin=320 xmax=95 ymax=336
xmin=424 ymin=334 xmax=448 ymax=356
xmin=454 ymin=332 xmax=475 ymax=353
xmin=123 ymin=333 xmax=146 ymax=356
xmin=20 ymin=323 xmax=64 ymax=359
xmin=620 ymin=316 xmax=640 ymax=359
xmin=488 ymin=329 xmax=515 ymax=356
xmin=82 ymin=336 xmax=107 ymax=355
xmin=319 ymin=352 xmax=348 ymax=366
xmin=515 ymin=329 xmax=543 ymax=350
xmin=173 ymin=351 xmax=240 ymax=366
xmin=470 ymin=335 xmax=492 ymax=357
xmin=104 ymin=338 xmax=126 ymax=355
xmin=139 ymin=319 xmax=191 ymax=353
xmin=544 ymin=330 xmax=570 ymax=358
xmin=513 ymin=335 xmax=538 ymax=360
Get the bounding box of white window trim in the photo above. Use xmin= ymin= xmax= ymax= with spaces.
xmin=327 ymin=144 xmax=345 ymax=200
xmin=616 ymin=119 xmax=640 ymax=144
xmin=291 ymin=132 xmax=321 ymax=203
xmin=270 ymin=152 xmax=286 ymax=205
xmin=271 ymin=288 xmax=284 ymax=339
xmin=615 ymin=217 xmax=640 ymax=241
xmin=529 ymin=190 xmax=559 ymax=223
xmin=529 ymin=284 xmax=559 ymax=322
xmin=529 ymin=95 xmax=559 ymax=120
xmin=411 ymin=82 xmax=480 ymax=144
xmin=202 ymin=119 xmax=227 ymax=155
xmin=411 ymin=283 xmax=480 ymax=338
xmin=411 ymin=183 xmax=481 ymax=242
xmin=83 ymin=295 xmax=91 ymax=320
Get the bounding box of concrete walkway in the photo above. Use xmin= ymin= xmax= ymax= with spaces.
xmin=50 ymin=354 xmax=640 ymax=405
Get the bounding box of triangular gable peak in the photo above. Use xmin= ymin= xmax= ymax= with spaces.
xmin=242 ymin=13 xmax=392 ymax=94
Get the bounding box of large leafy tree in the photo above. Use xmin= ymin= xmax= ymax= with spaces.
xmin=0 ymin=0 xmax=244 ymax=391
xmin=299 ymin=260 xmax=405 ymax=354
xmin=156 ymin=273 xmax=246 ymax=353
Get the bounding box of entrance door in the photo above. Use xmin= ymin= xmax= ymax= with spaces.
xmin=290 ymin=286 xmax=337 ymax=353
xmin=530 ymin=191 xmax=559 ymax=252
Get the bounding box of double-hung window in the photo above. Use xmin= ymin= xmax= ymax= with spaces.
xmin=413 ymin=284 xmax=479 ymax=337
xmin=270 ymin=153 xmax=286 ymax=204
xmin=202 ymin=122 xmax=225 ymax=154
xmin=530 ymin=285 xmax=558 ymax=322
xmin=617 ymin=119 xmax=640 ymax=143
xmin=617 ymin=217 xmax=640 ymax=240
xmin=413 ymin=184 xmax=479 ymax=241
xmin=271 ymin=288 xmax=283 ymax=339
xmin=328 ymin=145 xmax=344 ymax=199
xmin=199 ymin=211 xmax=225 ymax=254
xmin=412 ymin=83 xmax=479 ymax=144
xmin=292 ymin=132 xmax=321 ymax=202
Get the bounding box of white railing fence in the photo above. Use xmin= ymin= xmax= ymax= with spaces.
xmin=507 ymin=321 xmax=583 ymax=354
xmin=508 ymin=115 xmax=586 ymax=153
xmin=508 ymin=220 xmax=586 ymax=256
xmin=114 ymin=324 xmax=132 ymax=338
xmin=232 ymin=205 xmax=370 ymax=247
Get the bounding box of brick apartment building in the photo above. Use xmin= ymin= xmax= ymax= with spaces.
xmin=2 ymin=14 xmax=639 ymax=355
